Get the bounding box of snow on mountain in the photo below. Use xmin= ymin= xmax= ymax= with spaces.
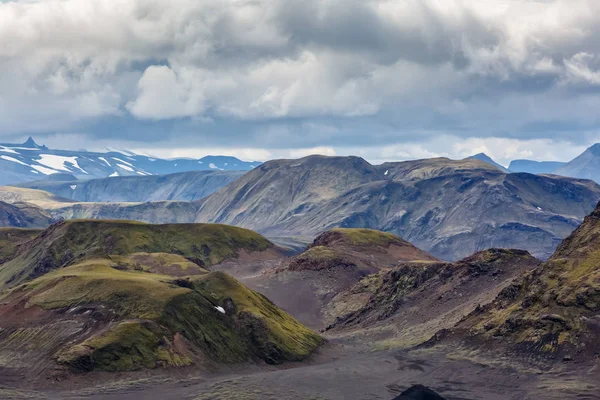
xmin=0 ymin=137 xmax=260 ymax=185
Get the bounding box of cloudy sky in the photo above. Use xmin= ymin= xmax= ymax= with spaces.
xmin=2 ymin=0 xmax=600 ymax=165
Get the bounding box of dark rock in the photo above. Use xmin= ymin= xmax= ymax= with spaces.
xmin=392 ymin=385 xmax=447 ymax=400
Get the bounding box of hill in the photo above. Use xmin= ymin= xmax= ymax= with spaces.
xmin=0 ymin=220 xmax=320 ymax=381
xmin=466 ymin=153 xmax=509 ymax=172
xmin=0 ymin=137 xmax=259 ymax=185
xmin=242 ymin=228 xmax=438 ymax=329
xmin=0 ymin=219 xmax=279 ymax=288
xmin=195 ymin=155 xmax=600 ymax=261
xmin=327 ymin=249 xmax=540 ymax=347
xmin=13 ymin=170 xmax=245 ymax=202
xmin=0 ymin=201 xmax=55 ymax=228
xmin=435 ymin=200 xmax=600 ymax=364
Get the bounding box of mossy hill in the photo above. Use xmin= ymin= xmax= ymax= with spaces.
xmin=287 ymin=228 xmax=437 ymax=272
xmin=0 ymin=220 xmax=322 ymax=376
xmin=0 ymin=219 xmax=273 ymax=288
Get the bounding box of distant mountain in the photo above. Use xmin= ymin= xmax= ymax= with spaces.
xmin=555 ymin=143 xmax=600 ymax=183
xmin=14 ymin=170 xmax=245 ymax=202
xmin=0 ymin=137 xmax=260 ymax=185
xmin=0 ymin=200 xmax=55 ymax=228
xmin=466 ymin=153 xmax=509 ymax=172
xmin=508 ymin=159 xmax=566 ymax=174
xmin=194 ymin=155 xmax=600 ymax=261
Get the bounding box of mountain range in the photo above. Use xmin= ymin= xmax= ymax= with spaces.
xmin=0 ymin=137 xmax=260 ymax=185
xmin=2 ymin=155 xmax=600 ymax=262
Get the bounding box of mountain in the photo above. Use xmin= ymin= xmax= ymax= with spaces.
xmin=195 ymin=155 xmax=600 ymax=260
xmin=466 ymin=153 xmax=509 ymax=172
xmin=434 ymin=199 xmax=600 ymax=363
xmin=0 ymin=200 xmax=55 ymax=228
xmin=0 ymin=220 xmax=321 ymax=380
xmin=0 ymin=137 xmax=260 ymax=185
xmin=555 ymin=143 xmax=600 ymax=183
xmin=508 ymin=160 xmax=566 ymax=174
xmin=14 ymin=170 xmax=245 ymax=202
xmin=242 ymin=228 xmax=438 ymax=329
xmin=327 ymin=249 xmax=540 ymax=346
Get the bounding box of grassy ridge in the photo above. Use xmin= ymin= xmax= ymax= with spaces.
xmin=328 ymin=228 xmax=407 ymax=247
xmin=0 ymin=220 xmax=273 ymax=288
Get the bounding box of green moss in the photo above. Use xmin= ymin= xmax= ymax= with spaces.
xmin=0 ymin=220 xmax=273 ymax=287
xmin=13 ymin=261 xmax=321 ymax=371
xmin=57 ymin=321 xmax=192 ymax=372
xmin=110 ymin=252 xmax=209 ymax=276
xmin=330 ymin=228 xmax=403 ymax=247
xmin=26 ymin=260 xmax=190 ymax=319
xmin=192 ymin=272 xmax=323 ymax=362
xmin=0 ymin=228 xmax=40 ymax=263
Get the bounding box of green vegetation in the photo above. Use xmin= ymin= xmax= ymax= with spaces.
xmin=459 ymin=210 xmax=600 ymax=358
xmin=10 ymin=260 xmax=321 ymax=371
xmin=329 ymin=228 xmax=405 ymax=247
xmin=110 ymin=252 xmax=209 ymax=276
xmin=192 ymin=272 xmax=323 ymax=362
xmin=0 ymin=228 xmax=40 ymax=263
xmin=0 ymin=219 xmax=321 ymax=373
xmin=0 ymin=220 xmax=273 ymax=288
xmin=57 ymin=321 xmax=192 ymax=372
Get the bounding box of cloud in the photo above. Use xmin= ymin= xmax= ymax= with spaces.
xmin=2 ymin=0 xmax=600 ymax=157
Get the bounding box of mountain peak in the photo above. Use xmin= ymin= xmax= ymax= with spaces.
xmin=22 ymin=136 xmax=47 ymax=150
xmin=466 ymin=153 xmax=509 ymax=173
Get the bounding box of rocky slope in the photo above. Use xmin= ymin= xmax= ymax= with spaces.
xmin=195 ymin=155 xmax=600 ymax=260
xmin=327 ymin=249 xmax=540 ymax=347
xmin=242 ymin=228 xmax=438 ymax=329
xmin=0 ymin=221 xmax=321 ymax=382
xmin=0 ymin=201 xmax=55 ymax=228
xmin=14 ymin=170 xmax=244 ymax=202
xmin=436 ymin=200 xmax=600 ymax=364
xmin=555 ymin=143 xmax=600 ymax=183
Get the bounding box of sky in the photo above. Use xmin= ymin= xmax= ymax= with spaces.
xmin=2 ymin=0 xmax=600 ymax=165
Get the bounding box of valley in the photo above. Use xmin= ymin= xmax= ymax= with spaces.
xmin=1 ymin=153 xmax=600 ymax=399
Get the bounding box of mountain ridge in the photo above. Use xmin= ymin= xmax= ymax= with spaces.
xmin=0 ymin=137 xmax=260 ymax=185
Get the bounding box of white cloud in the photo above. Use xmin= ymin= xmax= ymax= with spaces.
xmin=2 ymin=0 xmax=600 ymax=154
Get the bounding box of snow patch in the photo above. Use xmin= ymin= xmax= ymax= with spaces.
xmin=70 ymin=185 xmax=77 ymax=190
xmin=198 ymin=161 xmax=203 ymax=164
xmin=98 ymin=157 xmax=111 ymax=167
xmin=117 ymin=163 xmax=134 ymax=172
xmin=112 ymin=157 xmax=133 ymax=167
xmin=31 ymin=165 xmax=58 ymax=175
xmin=109 ymin=171 xmax=119 ymax=177
xmin=31 ymin=170 xmax=39 ymax=174
xmin=148 ymin=158 xmax=156 ymax=162
xmin=37 ymin=154 xmax=87 ymax=174
xmin=385 ymin=170 xmax=389 ymax=176
xmin=1 ymin=155 xmax=29 ymax=166
xmin=537 ymin=207 xmax=542 ymax=211
xmin=0 ymin=146 xmax=18 ymax=154
xmin=215 ymin=306 xmax=226 ymax=314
